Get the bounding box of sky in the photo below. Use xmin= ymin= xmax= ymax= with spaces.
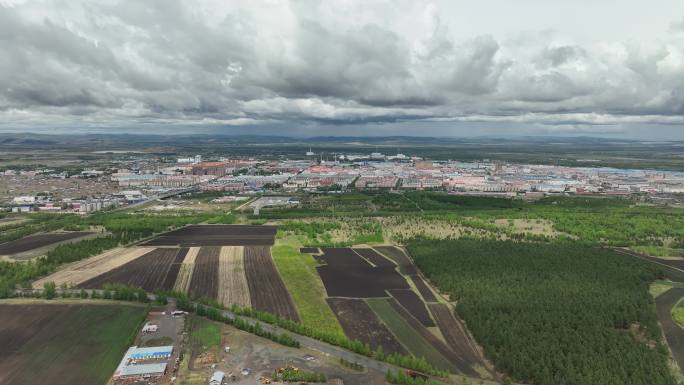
xmin=2 ymin=0 xmax=684 ymax=139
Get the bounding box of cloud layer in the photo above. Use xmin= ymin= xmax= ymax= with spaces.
xmin=2 ymin=0 xmax=684 ymax=135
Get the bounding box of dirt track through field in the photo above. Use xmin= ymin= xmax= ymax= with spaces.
xmin=656 ymin=287 xmax=684 ymax=371
xmin=244 ymin=246 xmax=300 ymax=322
xmin=33 ymin=247 xmax=151 ymax=288
xmin=188 ymin=246 xmax=220 ymax=299
xmin=218 ymin=246 xmax=251 ymax=308
xmin=173 ymin=247 xmax=200 ymax=293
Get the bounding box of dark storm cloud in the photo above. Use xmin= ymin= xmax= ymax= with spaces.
xmin=1 ymin=0 xmax=684 ymax=133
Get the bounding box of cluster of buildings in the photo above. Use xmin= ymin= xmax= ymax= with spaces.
xmin=189 ymin=156 xmax=684 ymax=197
xmin=4 ymin=152 xmax=684 ymax=213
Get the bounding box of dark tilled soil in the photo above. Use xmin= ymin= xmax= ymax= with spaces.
xmin=656 ymin=287 xmax=684 ymax=371
xmin=388 ymin=298 xmax=478 ymax=376
xmin=327 ymin=297 xmax=408 ymax=355
xmin=410 ymin=274 xmax=438 ymax=303
xmin=188 ymin=246 xmax=220 ymax=299
xmin=0 ymin=232 xmax=93 ymax=255
xmin=373 ymin=246 xmax=418 ymax=275
xmin=161 ymin=247 xmax=189 ymax=290
xmin=316 ymin=248 xmax=409 ymax=298
xmin=353 ymin=248 xmax=396 ymax=267
xmin=78 ymin=248 xmax=179 ymax=291
xmin=428 ymin=303 xmax=486 ymax=374
xmin=140 ymin=225 xmax=277 ymax=247
xmin=300 ymin=247 xmax=320 ymax=254
xmin=388 ymin=289 xmax=435 ymax=327
xmin=244 ymin=246 xmax=300 ymax=322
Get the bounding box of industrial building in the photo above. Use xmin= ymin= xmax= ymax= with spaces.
xmin=113 ymin=345 xmax=173 ymax=381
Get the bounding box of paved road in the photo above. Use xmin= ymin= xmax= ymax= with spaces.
xmin=656 ymin=288 xmax=684 ymax=371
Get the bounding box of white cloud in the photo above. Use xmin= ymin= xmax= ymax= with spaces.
xmin=1 ymin=0 xmax=684 ymax=135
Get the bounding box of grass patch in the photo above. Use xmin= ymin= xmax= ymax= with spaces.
xmin=365 ymin=298 xmax=452 ymax=371
xmin=651 ymin=280 xmax=684 ymax=298
xmin=191 ymin=317 xmax=220 ymax=349
xmin=633 ymin=246 xmax=683 ymax=258
xmin=271 ymin=244 xmax=344 ymax=336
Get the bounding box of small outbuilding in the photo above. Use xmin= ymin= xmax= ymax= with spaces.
xmin=209 ymin=370 xmax=225 ymax=385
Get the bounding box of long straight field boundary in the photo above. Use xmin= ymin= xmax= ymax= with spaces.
xmin=366 ymin=298 xmax=453 ymax=372
xmin=428 ymin=303 xmax=487 ymax=375
xmin=188 ymin=246 xmax=220 ymax=299
xmin=387 ymin=297 xmax=477 ymax=376
xmin=174 ymin=247 xmax=200 ymax=293
xmin=244 ymin=246 xmax=301 ymax=322
xmin=272 ymin=244 xmax=344 ymax=335
xmin=0 ymin=303 xmax=147 ymax=385
xmin=33 ymin=247 xmax=152 ymax=289
xmin=77 ymin=248 xmax=180 ymax=291
xmin=218 ymin=246 xmax=251 ymax=308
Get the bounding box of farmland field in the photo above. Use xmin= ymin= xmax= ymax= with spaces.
xmin=0 ymin=302 xmax=146 ymax=385
xmin=244 ymin=245 xmax=300 ymax=322
xmin=388 ymin=289 xmax=435 ymax=327
xmin=188 ymin=246 xmax=220 ymax=299
xmin=428 ymin=303 xmax=484 ymax=371
xmin=327 ymin=297 xmax=407 ymax=355
xmin=366 ymin=298 xmax=454 ymax=372
xmin=141 ymin=224 xmax=277 ymax=246
xmin=272 ymin=244 xmax=343 ymax=334
xmin=173 ymin=247 xmax=200 ymax=293
xmin=79 ymin=247 xmax=182 ymax=291
xmin=409 ymin=274 xmax=438 ymax=302
xmin=316 ymin=247 xmax=409 ymax=297
xmin=0 ymin=231 xmax=93 ymax=256
xmin=374 ymin=246 xmax=417 ymax=275
xmin=162 ymin=247 xmax=189 ymax=290
xmin=217 ymin=246 xmax=251 ymax=308
xmin=353 ymin=247 xmax=395 ymax=267
xmin=33 ymin=246 xmax=151 ymax=288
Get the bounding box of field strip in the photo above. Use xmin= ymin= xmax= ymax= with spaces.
xmin=272 ymin=245 xmax=344 ymax=335
xmin=218 ymin=246 xmax=251 ymax=308
xmin=173 ymin=247 xmax=200 ymax=293
xmin=33 ymin=247 xmax=152 ymax=289
xmin=366 ymin=297 xmax=454 ymax=372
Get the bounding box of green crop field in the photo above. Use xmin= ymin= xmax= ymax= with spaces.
xmin=365 ymin=298 xmax=452 ymax=371
xmin=0 ymin=302 xmax=147 ymax=385
xmin=271 ymin=244 xmax=344 ymax=336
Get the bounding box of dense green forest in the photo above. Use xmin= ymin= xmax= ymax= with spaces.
xmin=408 ymin=239 xmax=675 ymax=385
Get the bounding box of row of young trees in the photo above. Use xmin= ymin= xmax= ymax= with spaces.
xmin=173 ymin=293 xmax=448 ymax=377
xmin=408 ymin=239 xmax=675 ymax=385
xmin=0 ymin=212 xmax=220 ymax=297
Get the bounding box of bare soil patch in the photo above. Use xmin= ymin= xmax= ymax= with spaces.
xmin=244 ymin=246 xmax=300 ymax=321
xmin=327 ymin=297 xmax=408 ymax=355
